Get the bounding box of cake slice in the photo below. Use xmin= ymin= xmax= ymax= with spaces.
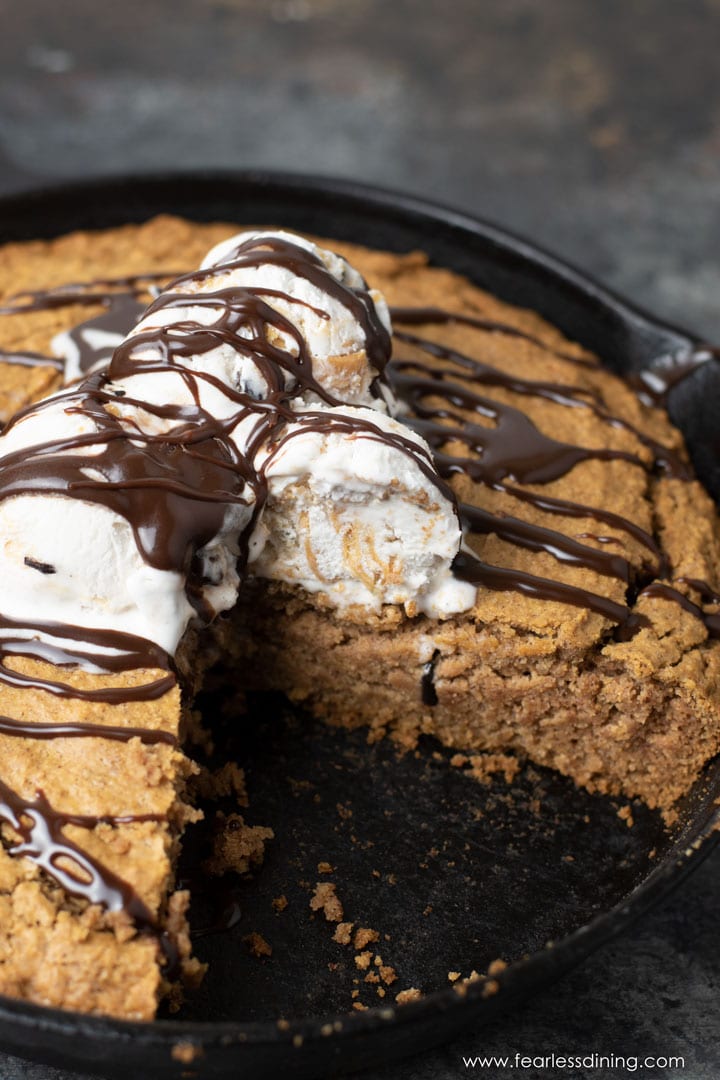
xmin=0 ymin=217 xmax=719 ymax=1023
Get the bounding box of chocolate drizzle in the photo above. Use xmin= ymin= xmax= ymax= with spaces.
xmin=0 ymin=714 xmax=177 ymax=746
xmin=0 ymin=777 xmax=161 ymax=927
xmin=452 ymin=549 xmax=639 ymax=625
xmin=627 ymin=345 xmax=720 ymax=408
xmin=459 ymin=503 xmax=631 ymax=582
xmin=492 ymin=483 xmax=665 ymax=569
xmin=640 ymin=582 xmax=720 ymax=638
xmin=61 ymin=294 xmax=146 ymax=379
xmin=421 ymin=649 xmax=440 ymax=707
xmin=678 ymin=577 xmax=720 ymax=606
xmin=0 ymin=271 xmax=181 ymax=318
xmin=389 ymin=306 xmax=601 ymax=368
xmin=388 ymin=306 xmax=703 ymax=629
xmin=0 ymin=373 xmax=251 ymax=577
xmin=0 ymin=350 xmax=63 ymax=372
xmin=0 ymin=614 xmax=175 ymax=702
xmin=391 ymin=330 xmax=690 ymax=480
xmin=0 ymin=273 xmax=174 ymax=388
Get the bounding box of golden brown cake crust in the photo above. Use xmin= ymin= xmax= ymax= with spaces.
xmin=1 ymin=215 xmax=720 ymax=1021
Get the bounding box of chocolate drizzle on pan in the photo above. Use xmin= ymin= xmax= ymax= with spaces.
xmin=0 ymin=237 xmax=718 ymax=945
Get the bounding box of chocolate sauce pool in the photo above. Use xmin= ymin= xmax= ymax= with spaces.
xmin=0 ymin=237 xmax=717 ymax=952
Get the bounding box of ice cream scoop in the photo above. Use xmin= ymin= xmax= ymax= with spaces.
xmin=251 ymin=404 xmax=475 ymax=616
xmin=128 ymin=230 xmax=396 ymax=412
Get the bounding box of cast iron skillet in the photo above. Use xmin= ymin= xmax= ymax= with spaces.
xmin=0 ymin=171 xmax=718 ymax=1080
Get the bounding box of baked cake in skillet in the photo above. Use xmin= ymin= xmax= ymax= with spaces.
xmin=0 ymin=216 xmax=719 ymax=1020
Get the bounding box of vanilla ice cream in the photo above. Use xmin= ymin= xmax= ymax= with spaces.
xmin=251 ymin=405 xmax=475 ymax=616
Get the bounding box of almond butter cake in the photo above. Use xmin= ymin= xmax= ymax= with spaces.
xmin=0 ymin=216 xmax=719 ymax=1020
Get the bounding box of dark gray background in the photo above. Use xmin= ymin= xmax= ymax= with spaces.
xmin=0 ymin=2 xmax=719 ymax=1078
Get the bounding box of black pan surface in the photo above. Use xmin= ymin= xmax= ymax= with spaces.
xmin=0 ymin=171 xmax=718 ymax=1080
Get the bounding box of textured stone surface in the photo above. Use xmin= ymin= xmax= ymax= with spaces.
xmin=0 ymin=0 xmax=719 ymax=1077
